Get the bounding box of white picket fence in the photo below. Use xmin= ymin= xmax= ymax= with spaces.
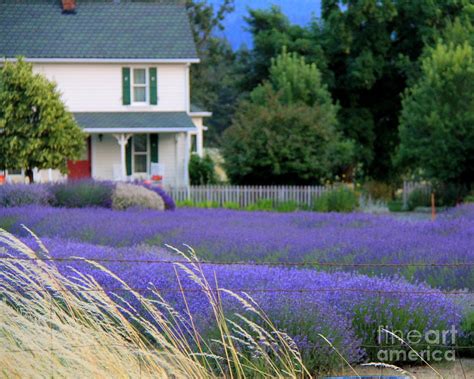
xmin=402 ymin=181 xmax=432 ymax=209
xmin=166 ymin=185 xmax=331 ymax=208
xmin=166 ymin=182 xmax=431 ymax=209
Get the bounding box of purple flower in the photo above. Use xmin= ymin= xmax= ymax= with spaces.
xmin=0 ymin=184 xmax=52 ymax=207
xmin=2 ymin=205 xmax=472 ymax=290
xmin=138 ymin=182 xmax=176 ymax=211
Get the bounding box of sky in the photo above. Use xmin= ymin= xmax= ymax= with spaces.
xmin=209 ymin=0 xmax=323 ymax=49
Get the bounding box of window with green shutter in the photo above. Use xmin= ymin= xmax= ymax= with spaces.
xmin=126 ymin=137 xmax=132 ymax=176
xmin=149 ymin=67 xmax=158 ymax=105
xmin=150 ymin=134 xmax=159 ymax=163
xmin=122 ymin=67 xmax=131 ymax=105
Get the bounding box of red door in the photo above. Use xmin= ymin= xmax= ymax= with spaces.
xmin=68 ymin=137 xmax=91 ymax=179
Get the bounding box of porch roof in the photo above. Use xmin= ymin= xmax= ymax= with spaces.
xmin=73 ymin=112 xmax=197 ymax=133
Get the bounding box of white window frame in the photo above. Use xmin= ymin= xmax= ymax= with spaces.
xmin=131 ymin=68 xmax=148 ymax=105
xmin=132 ymin=134 xmax=150 ymax=175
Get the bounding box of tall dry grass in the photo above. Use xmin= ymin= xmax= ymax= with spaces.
xmin=0 ymin=228 xmax=311 ymax=378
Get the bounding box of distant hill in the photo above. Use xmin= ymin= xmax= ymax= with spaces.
xmin=209 ymin=0 xmax=322 ymax=49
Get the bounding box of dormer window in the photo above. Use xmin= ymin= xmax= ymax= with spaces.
xmin=132 ymin=68 xmax=148 ymax=104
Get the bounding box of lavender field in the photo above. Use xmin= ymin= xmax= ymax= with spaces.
xmin=1 ymin=204 xmax=473 ymax=289
xmin=1 ymin=205 xmax=473 ymax=370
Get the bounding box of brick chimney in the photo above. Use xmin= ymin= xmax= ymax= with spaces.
xmin=61 ymin=0 xmax=76 ymax=13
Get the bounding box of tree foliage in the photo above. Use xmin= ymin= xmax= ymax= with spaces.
xmin=240 ymin=6 xmax=327 ymax=92
xmin=0 ymin=59 xmax=85 ymax=182
xmin=320 ymin=0 xmax=470 ymax=181
xmin=397 ymin=20 xmax=474 ymax=187
xmin=189 ymin=153 xmax=218 ymax=185
xmin=186 ymin=0 xmax=241 ymax=145
xmin=251 ymin=49 xmax=333 ymax=108
xmin=183 ymin=1 xmax=473 ymax=183
xmin=223 ymin=52 xmax=352 ymax=185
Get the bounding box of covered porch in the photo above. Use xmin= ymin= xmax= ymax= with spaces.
xmin=74 ymin=112 xmax=198 ymax=187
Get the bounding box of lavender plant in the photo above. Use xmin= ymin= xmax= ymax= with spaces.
xmin=2 ymin=205 xmax=473 ymax=289
xmin=0 ymin=184 xmax=52 ymax=207
xmin=0 ymin=234 xmax=464 ymax=368
xmin=50 ymin=179 xmax=115 ymax=208
xmin=0 ymin=229 xmax=312 ymax=377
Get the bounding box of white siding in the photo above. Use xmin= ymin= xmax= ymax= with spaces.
xmin=191 ymin=116 xmax=203 ymax=128
xmin=6 ymin=169 xmax=65 ymax=184
xmin=89 ymin=133 xmax=185 ymax=186
xmin=191 ymin=116 xmax=204 ymax=157
xmin=91 ymin=134 xmax=121 ymax=180
xmin=33 ymin=63 xmax=188 ymax=112
xmin=159 ymin=133 xmax=186 ymax=187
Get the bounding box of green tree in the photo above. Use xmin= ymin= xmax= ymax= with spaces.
xmin=0 ymin=59 xmax=85 ymax=183
xmin=189 ymin=153 xmax=218 ymax=185
xmin=321 ymin=0 xmax=470 ymax=181
xmin=397 ymin=40 xmax=474 ymax=186
xmin=250 ymin=49 xmax=334 ymax=108
xmin=186 ymin=0 xmax=234 ymax=52
xmin=223 ymin=52 xmax=352 ymax=184
xmin=241 ymin=6 xmax=328 ymax=92
xmin=186 ymin=0 xmax=240 ymax=145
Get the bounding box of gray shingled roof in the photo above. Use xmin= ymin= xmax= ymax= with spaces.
xmin=0 ymin=0 xmax=198 ymax=60
xmin=74 ymin=112 xmax=197 ymax=130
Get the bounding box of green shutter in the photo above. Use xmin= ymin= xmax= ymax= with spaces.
xmin=149 ymin=67 xmax=158 ymax=105
xmin=122 ymin=67 xmax=131 ymax=105
xmin=150 ymin=134 xmax=159 ymax=163
xmin=126 ymin=137 xmax=132 ymax=176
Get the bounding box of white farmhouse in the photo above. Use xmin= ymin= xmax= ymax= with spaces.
xmin=0 ymin=0 xmax=211 ymax=186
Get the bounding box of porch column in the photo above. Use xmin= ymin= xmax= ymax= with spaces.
xmin=113 ymin=133 xmax=132 ymax=181
xmin=184 ymin=131 xmax=191 ymax=187
xmin=196 ymin=128 xmax=204 ymax=158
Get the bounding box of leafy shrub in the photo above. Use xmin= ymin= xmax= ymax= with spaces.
xmin=176 ymin=200 xmax=195 ymax=208
xmin=223 ymin=202 xmax=240 ymax=210
xmin=434 ymin=183 xmax=469 ymax=207
xmin=407 ymin=188 xmax=431 ymax=210
xmin=464 ymin=195 xmax=474 ymax=203
xmin=189 ymin=154 xmax=217 ymax=185
xmin=176 ymin=200 xmax=219 ymax=209
xmin=51 ymin=180 xmax=114 ymax=208
xmin=387 ymin=200 xmax=404 ymax=212
xmin=245 ymin=199 xmax=274 ymax=211
xmin=363 ymin=181 xmax=394 ymax=201
xmin=274 ymin=201 xmax=299 ymax=212
xmin=140 ymin=183 xmax=176 ymax=211
xmin=195 ymin=201 xmax=220 ymax=208
xmin=0 ymin=184 xmax=52 ymax=207
xmin=313 ymin=187 xmax=359 ymax=212
xmin=112 ymin=183 xmax=164 ymax=211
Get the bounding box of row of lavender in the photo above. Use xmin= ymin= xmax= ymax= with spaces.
xmin=0 ymin=181 xmax=176 ymax=210
xmin=0 ymin=236 xmax=468 ymax=370
xmin=1 ymin=205 xmax=473 ymax=289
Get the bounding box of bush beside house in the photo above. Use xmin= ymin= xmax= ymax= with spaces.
xmin=112 ymin=183 xmax=164 ymax=211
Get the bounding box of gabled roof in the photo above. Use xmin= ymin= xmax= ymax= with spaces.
xmin=0 ymin=0 xmax=198 ymax=61
xmin=74 ymin=112 xmax=197 ymax=133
